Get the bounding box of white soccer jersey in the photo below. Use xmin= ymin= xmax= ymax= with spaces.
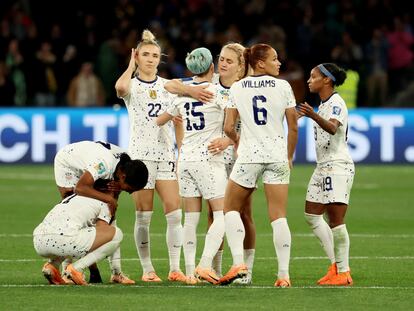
xmin=167 ymin=82 xmax=225 ymax=162
xmin=56 ymin=141 xmax=121 ymax=181
xmin=33 ymin=194 xmax=112 ymax=236
xmin=122 ymin=76 xmax=176 ymax=161
xmin=314 ymin=93 xmax=353 ymax=164
xmin=227 ymin=75 xmax=296 ymax=163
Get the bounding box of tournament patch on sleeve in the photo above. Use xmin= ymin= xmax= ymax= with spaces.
xmin=94 ymin=162 xmax=106 ymax=175
xmin=332 ymin=106 xmax=342 ymax=116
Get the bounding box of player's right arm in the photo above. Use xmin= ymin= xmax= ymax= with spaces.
xmin=164 ymin=79 xmax=214 ymax=102
xmin=115 ymin=48 xmax=136 ymax=98
xmin=75 ymin=171 xmax=118 ymax=215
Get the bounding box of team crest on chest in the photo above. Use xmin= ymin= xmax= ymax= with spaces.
xmin=149 ymin=89 xmax=157 ymax=99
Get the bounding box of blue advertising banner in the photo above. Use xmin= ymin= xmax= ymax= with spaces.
xmin=0 ymin=107 xmax=413 ymax=164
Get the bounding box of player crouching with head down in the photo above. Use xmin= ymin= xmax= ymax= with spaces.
xmin=33 ymin=169 xmax=148 ymax=285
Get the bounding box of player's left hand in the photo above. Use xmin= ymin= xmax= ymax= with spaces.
xmin=106 ymin=180 xmax=121 ymax=192
xmin=208 ymin=137 xmax=230 ymax=155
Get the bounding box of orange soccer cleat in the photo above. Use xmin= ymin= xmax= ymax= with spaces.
xmin=322 ymin=271 xmax=353 ymax=286
xmin=42 ymin=262 xmax=66 ymax=285
xmin=63 ymin=264 xmax=88 ymax=285
xmin=141 ymin=271 xmax=162 ymax=282
xmin=110 ymin=273 xmax=136 ymax=285
xmin=194 ymin=266 xmax=220 ymax=285
xmin=218 ymin=264 xmax=248 ymax=285
xmin=274 ymin=278 xmax=291 ymax=288
xmin=317 ymin=263 xmax=337 ymax=284
xmin=167 ymin=270 xmax=187 ymax=283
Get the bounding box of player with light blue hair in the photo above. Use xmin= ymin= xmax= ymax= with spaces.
xmin=157 ymin=47 xmax=231 ymax=285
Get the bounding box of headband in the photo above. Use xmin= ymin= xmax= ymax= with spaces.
xmin=318 ymin=64 xmax=336 ymax=82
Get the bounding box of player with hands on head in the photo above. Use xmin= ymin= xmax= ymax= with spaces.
xmin=54 ymin=140 xmax=148 ymax=284
xmin=115 ymin=29 xmax=186 ymax=283
xmin=297 ymin=63 xmax=354 ymax=286
xmin=34 ymin=177 xmax=147 ymax=286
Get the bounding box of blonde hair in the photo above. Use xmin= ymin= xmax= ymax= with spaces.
xmin=136 ymin=29 xmax=161 ymax=51
xmin=221 ymin=43 xmax=246 ymax=79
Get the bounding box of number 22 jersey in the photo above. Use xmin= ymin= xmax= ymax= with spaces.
xmin=121 ymin=76 xmax=176 ymax=162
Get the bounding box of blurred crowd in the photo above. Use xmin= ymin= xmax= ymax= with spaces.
xmin=0 ymin=0 xmax=413 ymax=107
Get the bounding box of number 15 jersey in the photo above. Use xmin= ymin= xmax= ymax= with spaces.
xmin=227 ymin=75 xmax=296 ymax=163
xmin=121 ymin=76 xmax=176 ymax=162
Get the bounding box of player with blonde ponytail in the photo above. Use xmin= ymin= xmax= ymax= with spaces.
xmin=115 ymin=29 xmax=186 ymax=283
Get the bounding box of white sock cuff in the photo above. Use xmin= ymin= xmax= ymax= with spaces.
xmin=213 ymin=210 xmax=224 ymax=219
xmin=112 ymin=227 xmax=123 ymax=244
xmin=136 ymin=211 xmax=153 ymax=224
xmin=224 ymin=210 xmax=240 ymax=219
xmin=166 ymin=209 xmax=182 ymax=223
xmin=304 ymin=213 xmax=323 ymax=227
xmin=332 ymin=224 xmax=347 ymax=232
xmin=271 ymin=217 xmax=287 ymax=226
xmin=184 ymin=212 xmax=200 ymax=222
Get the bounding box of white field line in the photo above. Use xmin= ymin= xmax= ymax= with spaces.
xmin=2 ymin=233 xmax=414 ymax=238
xmin=0 ymin=173 xmax=53 ymax=181
xmin=0 ymin=284 xmax=413 ymax=290
xmin=1 ymin=256 xmax=413 ymax=263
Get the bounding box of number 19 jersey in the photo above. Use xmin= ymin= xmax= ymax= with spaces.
xmin=228 ymin=75 xmax=296 ymax=163
xmin=121 ymin=76 xmax=176 ymax=161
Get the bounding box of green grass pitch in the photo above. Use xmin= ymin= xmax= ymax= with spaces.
xmin=0 ymin=164 xmax=413 ymax=310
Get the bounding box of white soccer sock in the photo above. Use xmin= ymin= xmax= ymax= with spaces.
xmin=61 ymin=258 xmax=71 ymax=273
xmin=271 ymin=218 xmax=291 ymax=279
xmin=73 ymin=227 xmax=123 ymax=271
xmin=244 ymin=249 xmax=255 ymax=275
xmin=199 ymin=211 xmax=225 ymax=268
xmin=305 ymin=213 xmax=335 ymax=264
xmin=183 ymin=212 xmax=200 ymax=275
xmin=224 ymin=211 xmax=245 ymax=266
xmin=212 ymin=250 xmax=223 ymax=276
xmin=134 ymin=211 xmax=154 ymax=273
xmin=108 ymin=220 xmax=121 ymax=275
xmin=165 ymin=209 xmax=183 ymax=272
xmin=332 ymin=224 xmax=350 ymax=273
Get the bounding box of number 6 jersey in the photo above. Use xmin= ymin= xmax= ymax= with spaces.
xmin=227 ymin=75 xmax=296 ymax=163
xmin=121 ymin=76 xmax=176 ymax=162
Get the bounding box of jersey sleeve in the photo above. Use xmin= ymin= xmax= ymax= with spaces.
xmin=85 ymin=158 xmax=112 ymax=181
xmin=227 ymin=86 xmax=237 ymax=109
xmin=283 ymin=81 xmax=296 ymax=109
xmin=97 ymin=203 xmax=112 ymax=224
xmin=328 ymin=102 xmax=346 ymax=125
xmin=166 ymin=98 xmax=180 ymax=116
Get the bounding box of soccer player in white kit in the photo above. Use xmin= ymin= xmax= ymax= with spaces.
xmin=297 ymin=63 xmax=354 ymax=286
xmin=165 ymin=44 xmax=257 ymax=283
xmin=54 ymin=140 xmax=149 ymax=284
xmin=219 ymin=44 xmax=298 ymax=287
xmin=157 ymin=47 xmax=229 ymax=285
xmin=115 ymin=30 xmax=185 ymax=283
xmin=33 ymin=180 xmax=125 ymax=285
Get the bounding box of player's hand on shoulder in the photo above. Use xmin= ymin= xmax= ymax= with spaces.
xmin=190 ymin=84 xmax=214 ymax=103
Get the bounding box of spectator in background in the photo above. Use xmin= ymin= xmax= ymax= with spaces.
xmin=331 ymin=32 xmax=362 ymax=108
xmin=364 ymin=27 xmax=389 ymax=107
xmin=67 ymin=62 xmax=105 ymax=107
xmin=0 ymin=60 xmax=15 ymax=105
xmin=387 ymin=16 xmax=414 ymax=98
xmin=5 ymin=38 xmax=26 ymax=105
xmin=33 ymin=41 xmax=57 ymax=106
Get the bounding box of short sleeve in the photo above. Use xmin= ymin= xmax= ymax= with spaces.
xmin=328 ymin=103 xmax=346 ymax=125
xmin=283 ymin=81 xmax=296 ymax=109
xmin=97 ymin=203 xmax=112 ymax=223
xmin=85 ymin=158 xmax=112 ymax=181
xmin=227 ymin=87 xmax=237 ymax=109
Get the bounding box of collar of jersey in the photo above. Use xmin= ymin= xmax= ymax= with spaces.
xmin=135 ymin=75 xmax=158 ymax=84
xmin=191 ymin=80 xmax=209 ymax=85
xmin=219 ymin=78 xmax=230 ymax=89
xmin=321 ymin=92 xmax=337 ymax=103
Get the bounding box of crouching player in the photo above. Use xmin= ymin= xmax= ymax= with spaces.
xmin=33 ymin=177 xmax=147 ymax=285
